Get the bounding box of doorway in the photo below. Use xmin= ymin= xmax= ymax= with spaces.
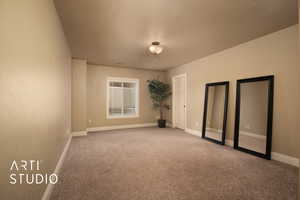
xmin=172 ymin=74 xmax=187 ymax=130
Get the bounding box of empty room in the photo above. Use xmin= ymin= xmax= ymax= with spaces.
xmin=1 ymin=0 xmax=300 ymax=199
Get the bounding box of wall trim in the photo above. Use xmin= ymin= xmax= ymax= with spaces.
xmin=271 ymin=152 xmax=299 ymax=167
xmin=240 ymin=130 xmax=266 ymax=140
xmin=225 ymin=139 xmax=234 ymax=147
xmin=87 ymin=123 xmax=156 ymax=132
xmin=72 ymin=131 xmax=87 ymax=137
xmin=185 ymin=128 xmax=202 ymax=137
xmin=166 ymin=122 xmax=173 ymax=127
xmin=41 ymin=134 xmax=72 ymax=200
xmin=206 ymin=128 xmax=222 ymax=133
xmin=184 ymin=128 xmax=299 ymax=167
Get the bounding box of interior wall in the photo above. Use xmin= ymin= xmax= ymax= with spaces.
xmin=71 ymin=59 xmax=87 ymax=132
xmin=240 ymin=81 xmax=268 ymax=135
xmin=0 ymin=0 xmax=71 ymax=199
xmin=167 ymin=25 xmax=300 ymax=158
xmin=87 ymin=65 xmax=166 ymax=127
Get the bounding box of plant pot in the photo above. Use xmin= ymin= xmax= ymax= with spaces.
xmin=157 ymin=119 xmax=166 ymax=128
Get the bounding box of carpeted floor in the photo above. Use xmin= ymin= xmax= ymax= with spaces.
xmin=50 ymin=127 xmax=298 ymax=200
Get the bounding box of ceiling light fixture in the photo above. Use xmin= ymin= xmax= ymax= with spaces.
xmin=149 ymin=41 xmax=163 ymax=55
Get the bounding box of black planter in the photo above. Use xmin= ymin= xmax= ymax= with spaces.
xmin=157 ymin=119 xmax=166 ymax=128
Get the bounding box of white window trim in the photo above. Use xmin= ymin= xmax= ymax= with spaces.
xmin=106 ymin=77 xmax=139 ymax=119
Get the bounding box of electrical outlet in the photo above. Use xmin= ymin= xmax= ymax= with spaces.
xmin=88 ymin=120 xmax=92 ymax=124
xmin=195 ymin=122 xmax=199 ymax=127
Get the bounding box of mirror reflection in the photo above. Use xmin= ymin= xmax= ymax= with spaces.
xmin=238 ymin=80 xmax=269 ymax=154
xmin=202 ymin=82 xmax=229 ymax=145
xmin=205 ymin=85 xmax=226 ymax=141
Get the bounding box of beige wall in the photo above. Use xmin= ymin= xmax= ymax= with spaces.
xmin=167 ymin=25 xmax=300 ymax=158
xmin=0 ymin=0 xmax=71 ymax=199
xmin=71 ymin=59 xmax=87 ymax=132
xmin=87 ymin=65 xmax=166 ymax=127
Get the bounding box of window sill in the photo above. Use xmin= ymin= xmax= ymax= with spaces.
xmin=107 ymin=115 xmax=139 ymax=119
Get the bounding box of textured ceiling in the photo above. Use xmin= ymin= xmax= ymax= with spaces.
xmin=54 ymin=0 xmax=298 ymax=70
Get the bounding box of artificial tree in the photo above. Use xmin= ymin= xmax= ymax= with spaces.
xmin=147 ymin=79 xmax=171 ymax=128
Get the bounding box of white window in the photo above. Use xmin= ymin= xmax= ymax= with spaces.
xmin=107 ymin=77 xmax=139 ymax=119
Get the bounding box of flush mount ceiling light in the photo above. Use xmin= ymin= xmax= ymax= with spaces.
xmin=149 ymin=41 xmax=163 ymax=55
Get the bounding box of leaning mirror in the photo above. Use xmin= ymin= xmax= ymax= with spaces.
xmin=202 ymin=81 xmax=229 ymax=145
xmin=234 ymin=76 xmax=274 ymax=159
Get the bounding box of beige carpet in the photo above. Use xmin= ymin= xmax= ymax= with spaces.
xmin=50 ymin=127 xmax=298 ymax=200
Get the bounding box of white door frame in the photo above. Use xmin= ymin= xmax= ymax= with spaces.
xmin=172 ymin=73 xmax=187 ymax=130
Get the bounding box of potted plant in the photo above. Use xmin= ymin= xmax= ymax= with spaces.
xmin=147 ymin=79 xmax=171 ymax=128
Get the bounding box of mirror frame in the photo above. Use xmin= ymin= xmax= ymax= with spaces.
xmin=202 ymin=81 xmax=229 ymax=145
xmin=234 ymin=75 xmax=274 ymax=160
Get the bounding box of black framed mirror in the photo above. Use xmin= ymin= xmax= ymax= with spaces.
xmin=234 ymin=75 xmax=274 ymax=160
xmin=202 ymin=81 xmax=229 ymax=145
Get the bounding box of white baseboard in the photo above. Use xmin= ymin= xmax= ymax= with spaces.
xmin=185 ymin=128 xmax=233 ymax=147
xmin=206 ymin=128 xmax=222 ymax=133
xmin=188 ymin=128 xmax=234 ymax=147
xmin=184 ymin=128 xmax=299 ymax=168
xmin=185 ymin=128 xmax=202 ymax=137
xmin=72 ymin=131 xmax=87 ymax=137
xmin=225 ymin=138 xmax=299 ymax=167
xmin=166 ymin=123 xmax=172 ymax=127
xmin=271 ymin=152 xmax=299 ymax=167
xmin=41 ymin=134 xmax=72 ymax=200
xmin=240 ymin=131 xmax=266 ymax=140
xmin=225 ymin=139 xmax=234 ymax=147
xmin=87 ymin=123 xmax=156 ymax=132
